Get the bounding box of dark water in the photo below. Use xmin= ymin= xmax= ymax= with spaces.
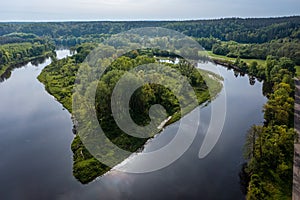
xmin=0 ymin=50 xmax=81 ymax=200
xmin=0 ymin=56 xmax=267 ymax=200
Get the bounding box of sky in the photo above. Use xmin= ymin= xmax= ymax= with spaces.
xmin=0 ymin=0 xmax=299 ymax=21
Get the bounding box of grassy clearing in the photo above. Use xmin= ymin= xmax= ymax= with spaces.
xmin=206 ymin=51 xmax=266 ymax=67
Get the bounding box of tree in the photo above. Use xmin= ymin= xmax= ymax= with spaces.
xmin=249 ymin=61 xmax=258 ymax=75
xmin=279 ymin=57 xmax=295 ymax=74
xmin=244 ymin=125 xmax=264 ymax=160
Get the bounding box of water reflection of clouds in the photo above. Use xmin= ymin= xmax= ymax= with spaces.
xmin=57 ymin=171 xmax=135 ymax=200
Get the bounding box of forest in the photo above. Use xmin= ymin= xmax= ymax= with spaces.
xmin=0 ymin=33 xmax=55 ymax=80
xmin=0 ymin=16 xmax=299 ymax=42
xmin=1 ymin=17 xmax=299 ymax=66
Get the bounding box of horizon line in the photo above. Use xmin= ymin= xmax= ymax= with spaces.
xmin=0 ymin=15 xmax=299 ymax=23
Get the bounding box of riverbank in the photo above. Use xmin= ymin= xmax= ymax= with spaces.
xmin=209 ymin=49 xmax=297 ymax=199
xmin=207 ymin=51 xmax=266 ymax=66
xmin=208 ymin=51 xmax=300 ymax=79
xmin=0 ymin=51 xmax=55 ymax=81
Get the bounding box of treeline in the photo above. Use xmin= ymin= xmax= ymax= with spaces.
xmin=0 ymin=32 xmax=55 ymax=67
xmin=211 ymin=38 xmax=300 ymax=65
xmin=0 ymin=32 xmax=50 ymax=45
xmin=166 ymin=17 xmax=300 ymax=43
xmin=53 ymin=34 xmax=111 ymax=47
xmin=0 ymin=42 xmax=54 ymax=65
xmin=0 ymin=16 xmax=299 ymax=45
xmin=194 ymin=37 xmax=300 ymax=65
xmin=0 ymin=39 xmax=55 ymax=79
xmin=240 ymin=56 xmax=296 ymax=199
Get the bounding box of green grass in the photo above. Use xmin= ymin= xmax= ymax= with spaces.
xmin=296 ymin=66 xmax=300 ymax=78
xmin=207 ymin=51 xmax=236 ymax=62
xmin=207 ymin=51 xmax=266 ymax=67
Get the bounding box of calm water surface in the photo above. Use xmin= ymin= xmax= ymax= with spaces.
xmin=0 ymin=55 xmax=267 ymax=200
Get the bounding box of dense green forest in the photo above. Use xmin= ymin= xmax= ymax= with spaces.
xmin=1 ymin=17 xmax=299 ymax=65
xmin=1 ymin=16 xmax=299 ymax=43
xmin=0 ymin=33 xmax=55 ymax=80
xmin=38 ymin=43 xmax=222 ymax=183
xmin=1 ymin=16 xmax=299 ymax=198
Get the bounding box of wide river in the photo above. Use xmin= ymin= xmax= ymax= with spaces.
xmin=0 ymin=50 xmax=267 ymax=200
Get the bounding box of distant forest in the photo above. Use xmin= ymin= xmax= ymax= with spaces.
xmin=0 ymin=16 xmax=299 ymax=65
xmin=0 ymin=16 xmax=299 ymax=43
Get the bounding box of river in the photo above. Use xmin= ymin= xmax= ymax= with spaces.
xmin=0 ymin=51 xmax=267 ymax=200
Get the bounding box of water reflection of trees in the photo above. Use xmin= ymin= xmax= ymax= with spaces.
xmin=0 ymin=55 xmax=49 ymax=83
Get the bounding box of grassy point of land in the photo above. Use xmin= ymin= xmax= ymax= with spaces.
xmin=207 ymin=51 xmax=266 ymax=67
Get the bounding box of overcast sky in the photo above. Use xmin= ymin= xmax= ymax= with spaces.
xmin=0 ymin=0 xmax=299 ymax=21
